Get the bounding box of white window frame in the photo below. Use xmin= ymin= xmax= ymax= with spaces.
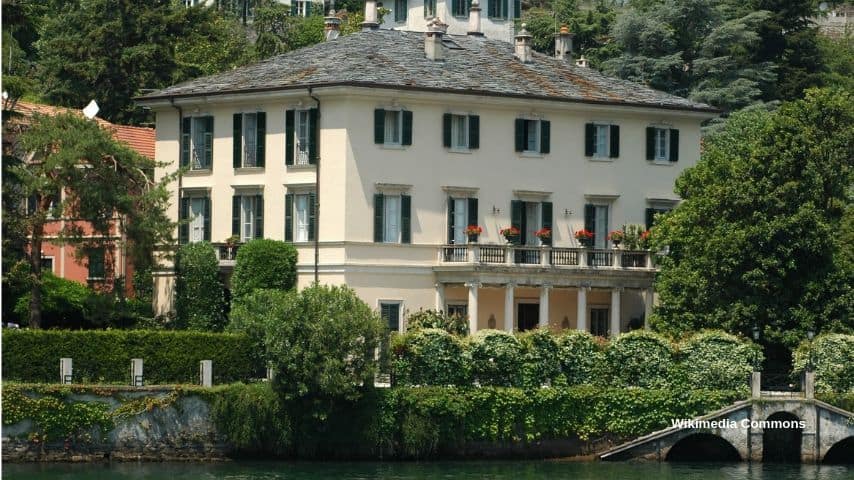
xmin=593 ymin=123 xmax=610 ymax=158
xmin=294 ymin=193 xmax=311 ymax=243
xmin=384 ymin=110 xmax=403 ymax=146
xmin=452 ymin=197 xmax=468 ymax=245
xmin=189 ymin=196 xmax=206 ymax=243
xmin=383 ymin=194 xmax=402 ymax=243
xmin=653 ymin=127 xmax=670 ymax=162
xmin=450 ymin=114 xmax=469 ymax=150
xmin=295 ymin=0 xmax=310 ymax=16
xmin=295 ymin=109 xmax=311 ymax=165
xmin=240 ymin=196 xmax=256 ymax=242
xmin=523 ymin=119 xmax=540 ymax=154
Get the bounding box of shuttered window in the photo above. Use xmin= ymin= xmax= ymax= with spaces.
xmin=424 ymin=0 xmax=435 ymax=16
xmin=585 ymin=123 xmax=619 ymax=158
xmin=287 ymin=192 xmax=316 ymax=242
xmin=182 ymin=116 xmax=214 ymax=170
xmin=286 ymin=108 xmax=318 ymax=166
xmin=443 ymin=114 xmax=480 ymax=150
xmin=451 ymin=0 xmax=469 ymax=17
xmin=394 ymin=0 xmax=407 ymax=22
xmin=514 ymin=118 xmax=550 ymax=154
xmin=87 ymin=248 xmax=105 ymax=279
xmin=232 ymin=194 xmax=264 ymax=241
xmin=374 ymin=193 xmax=412 ymax=244
xmin=380 ymin=302 xmax=402 ymax=332
xmin=488 ymin=0 xmax=508 ymax=18
xmin=647 ymin=127 xmax=679 ymax=162
xmin=375 ymin=109 xmax=413 ymax=146
xmin=510 ymin=200 xmax=552 ymax=246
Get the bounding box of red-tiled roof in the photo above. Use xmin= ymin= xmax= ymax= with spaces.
xmin=10 ymin=101 xmax=155 ymax=159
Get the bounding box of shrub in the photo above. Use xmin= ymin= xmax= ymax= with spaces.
xmin=265 ymin=284 xmax=384 ymax=400
xmin=606 ymin=330 xmax=674 ymax=388
xmin=467 ymin=330 xmax=523 ymax=387
xmin=227 ymin=288 xmax=291 ymax=368
xmin=209 ymin=382 xmax=292 ymax=455
xmin=677 ymin=330 xmax=762 ymax=391
xmin=519 ymin=329 xmax=562 ymax=387
xmin=14 ymin=272 xmax=90 ymax=329
xmin=230 ymin=239 xmax=297 ymax=302
xmin=406 ymin=309 xmax=468 ymax=336
xmin=556 ymin=330 xmax=607 ymax=386
xmin=1 ymin=329 xmax=259 ymax=384
xmin=396 ymin=329 xmax=468 ymax=386
xmin=3 ymin=260 xmax=32 ymax=325
xmin=174 ymin=242 xmax=226 ymax=331
xmin=793 ymin=334 xmax=854 ymax=393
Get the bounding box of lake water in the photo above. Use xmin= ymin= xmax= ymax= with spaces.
xmin=3 ymin=461 xmax=852 ymax=480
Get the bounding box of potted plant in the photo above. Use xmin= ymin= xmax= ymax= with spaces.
xmin=574 ymin=229 xmax=594 ymax=247
xmin=500 ymin=226 xmax=520 ymax=243
xmin=639 ymin=229 xmax=651 ymax=250
xmin=608 ymin=230 xmax=625 ymax=248
xmin=535 ymin=227 xmax=551 ymax=244
xmin=224 ymin=235 xmax=241 ymax=259
xmin=465 ymin=225 xmax=483 ymax=242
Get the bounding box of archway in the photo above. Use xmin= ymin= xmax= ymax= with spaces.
xmin=823 ymin=436 xmax=854 ymax=464
xmin=665 ymin=433 xmax=741 ymax=462
xmin=762 ymin=412 xmax=802 ymax=463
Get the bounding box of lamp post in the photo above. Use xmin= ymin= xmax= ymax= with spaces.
xmin=807 ymin=329 xmax=815 ymax=372
xmin=751 ymin=325 xmax=761 ymax=372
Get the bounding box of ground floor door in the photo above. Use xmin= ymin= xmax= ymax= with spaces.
xmin=517 ymin=303 xmax=539 ymax=331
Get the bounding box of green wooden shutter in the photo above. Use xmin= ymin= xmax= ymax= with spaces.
xmin=584 ymin=204 xmax=595 ymax=235
xmin=181 ymin=117 xmax=191 ymax=167
xmin=254 ymin=194 xmax=264 ymax=238
xmin=609 ymin=125 xmax=620 ymax=158
xmin=669 ymin=129 xmax=679 ymax=162
xmin=285 ymin=110 xmax=295 ymax=166
xmin=232 ymin=196 xmax=240 ymax=236
xmin=541 ymin=201 xmax=552 ymax=245
xmin=402 ymin=110 xmax=413 ymax=146
xmin=256 ymin=112 xmax=266 ymax=168
xmin=308 ymin=192 xmax=316 ymax=241
xmin=487 ymin=0 xmax=495 ymax=17
xmin=401 ymin=194 xmax=412 ymax=244
xmin=291 ymin=2 xmax=298 ymax=15
xmin=584 ymin=123 xmax=594 ymax=156
xmin=233 ymin=113 xmax=242 ymax=168
xmin=513 ymin=0 xmax=520 ymax=18
xmin=442 ymin=113 xmax=452 ymax=148
xmin=645 ymin=208 xmax=655 ymax=230
xmin=646 ymin=127 xmax=655 ymax=160
xmin=540 ymin=120 xmax=550 ymax=154
xmin=374 ymin=109 xmax=385 ymax=144
xmin=203 ymin=116 xmax=213 ymax=168
xmin=374 ymin=194 xmax=384 ymax=242
xmin=285 ymin=193 xmax=294 ymax=241
xmin=468 ymin=115 xmax=479 ymax=149
xmin=179 ymin=197 xmax=189 ymax=244
xmin=305 ymin=0 xmax=312 ymax=16
xmin=203 ymin=197 xmax=211 ymax=242
xmin=511 ymin=200 xmax=523 ymax=245
xmin=447 ymin=197 xmax=455 ymax=244
xmin=468 ymin=197 xmax=478 ymax=227
xmin=308 ymin=108 xmax=319 ymax=165
xmin=501 ymin=0 xmax=508 ymax=17
xmin=514 ymin=119 xmax=525 ymax=152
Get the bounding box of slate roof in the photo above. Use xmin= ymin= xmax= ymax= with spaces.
xmin=140 ymin=29 xmax=716 ymax=113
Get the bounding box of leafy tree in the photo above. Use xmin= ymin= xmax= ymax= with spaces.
xmin=406 ymin=309 xmax=468 ymax=336
xmin=651 ymin=89 xmax=854 ymax=351
xmin=175 ymin=242 xmax=227 ymax=331
xmin=230 ymin=239 xmax=298 ymax=302
xmin=521 ymin=0 xmax=618 ymax=63
xmin=6 ymin=112 xmax=174 ymax=329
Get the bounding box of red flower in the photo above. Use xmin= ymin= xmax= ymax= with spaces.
xmin=535 ymin=228 xmax=551 ymax=239
xmin=574 ymin=229 xmax=594 ymax=240
xmin=465 ymin=225 xmax=483 ymax=235
xmin=500 ymin=226 xmax=521 ymax=237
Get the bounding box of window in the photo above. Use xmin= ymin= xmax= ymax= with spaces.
xmin=590 ymin=308 xmax=609 ymax=337
xmin=583 ymin=203 xmax=610 ymax=249
xmin=380 ymin=302 xmax=402 ymax=332
xmin=447 ymin=304 xmax=467 ymax=318
xmin=87 ymin=248 xmax=105 ymax=279
xmin=285 ymin=192 xmax=316 ymax=242
xmin=233 ymin=112 xmax=266 ymax=168
xmin=291 ymin=0 xmax=312 ymax=16
xmin=41 ymin=257 xmax=54 ymax=273
xmin=645 ymin=206 xmax=672 ymax=229
xmin=447 ymin=197 xmax=478 ymax=244
xmin=232 ymin=194 xmax=264 ymax=241
xmin=442 ymin=114 xmax=480 ymax=150
xmin=394 ymin=0 xmax=407 ymax=22
xmin=374 ymin=193 xmax=411 ymax=244
xmin=451 ymin=0 xmax=469 ymax=17
xmin=286 ymin=108 xmax=318 ymax=166
xmin=179 ymin=194 xmax=210 ymax=244
xmin=374 ymin=109 xmax=413 ymax=146
xmin=584 ymin=123 xmax=619 ymax=158
xmin=424 ymin=0 xmax=435 ymax=17
xmin=646 ymin=127 xmax=679 ymax=163
xmin=181 ymin=116 xmax=214 ymax=170
xmin=514 ymin=118 xmax=550 ymax=154
xmin=487 ymin=0 xmax=508 ymax=19
xmin=509 ymin=200 xmax=553 ymax=252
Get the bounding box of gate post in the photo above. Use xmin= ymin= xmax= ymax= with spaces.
xmin=751 ymin=372 xmax=761 ymax=399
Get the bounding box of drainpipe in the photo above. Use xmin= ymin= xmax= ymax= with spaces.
xmin=170 ymin=98 xmax=183 ymax=297
xmin=308 ymin=87 xmax=320 ymax=284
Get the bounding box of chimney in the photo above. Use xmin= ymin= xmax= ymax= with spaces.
xmin=467 ymin=0 xmax=483 ymax=36
xmin=425 ymin=18 xmax=448 ymax=61
xmin=325 ymin=10 xmax=341 ymax=41
xmin=362 ymin=0 xmax=380 ymax=31
xmin=554 ymin=24 xmax=574 ymax=60
xmin=514 ymin=23 xmax=533 ymax=63
xmin=575 ymin=55 xmax=589 ymax=68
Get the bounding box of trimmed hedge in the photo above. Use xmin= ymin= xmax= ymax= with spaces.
xmin=677 ymin=330 xmax=763 ymax=390
xmin=2 ymin=329 xmax=260 ymax=384
xmin=395 ymin=328 xmax=469 ymax=386
xmin=793 ymin=334 xmax=854 ymax=393
xmin=468 ymin=330 xmax=523 ymax=387
xmin=175 ymin=242 xmax=227 ymax=331
xmin=606 ymin=330 xmax=674 ymax=388
xmin=231 ymin=239 xmax=297 ymax=302
xmin=556 ymin=330 xmax=605 ymax=385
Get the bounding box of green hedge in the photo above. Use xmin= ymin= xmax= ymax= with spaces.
xmin=2 ymin=330 xmax=260 ymax=384
xmin=793 ymin=334 xmax=854 ymax=393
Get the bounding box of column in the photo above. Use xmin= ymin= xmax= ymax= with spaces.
xmin=466 ymin=282 xmax=480 ymax=335
xmin=504 ymin=283 xmax=515 ymax=332
xmin=644 ymin=287 xmax=654 ymax=330
xmin=610 ymin=287 xmax=622 ymax=337
xmin=435 ymin=283 xmax=446 ymax=312
xmin=576 ymin=285 xmax=587 ymax=331
xmin=539 ymin=284 xmax=551 ymax=329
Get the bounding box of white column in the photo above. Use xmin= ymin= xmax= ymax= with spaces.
xmin=644 ymin=287 xmax=654 ymax=330
xmin=504 ymin=283 xmax=515 ymax=332
xmin=539 ymin=284 xmax=551 ymax=329
xmin=199 ymin=360 xmax=212 ymax=388
xmin=466 ymin=282 xmax=480 ymax=334
xmin=610 ymin=287 xmax=622 ymax=337
xmin=435 ymin=283 xmax=446 ymax=312
xmin=576 ymin=286 xmax=587 ymax=331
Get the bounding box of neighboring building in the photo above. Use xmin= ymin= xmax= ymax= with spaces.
xmin=381 ymin=0 xmax=519 ymax=42
xmin=816 ymin=3 xmax=853 ymax=38
xmin=3 ymin=101 xmax=155 ymax=296
xmin=138 ymin=8 xmax=718 ymax=336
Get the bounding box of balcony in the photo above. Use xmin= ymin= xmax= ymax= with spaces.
xmin=213 ymin=242 xmax=242 ymax=267
xmin=438 ymin=244 xmax=655 ymax=270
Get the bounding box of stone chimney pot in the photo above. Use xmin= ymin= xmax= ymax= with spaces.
xmin=555 ymin=24 xmax=574 ymax=61
xmin=515 ymin=23 xmax=533 ymax=63
xmin=468 ymin=0 xmax=483 ymax=36
xmin=362 ymin=0 xmax=380 ymax=31
xmin=325 ymin=10 xmax=341 ymax=41
xmin=425 ymin=18 xmax=448 ymax=61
